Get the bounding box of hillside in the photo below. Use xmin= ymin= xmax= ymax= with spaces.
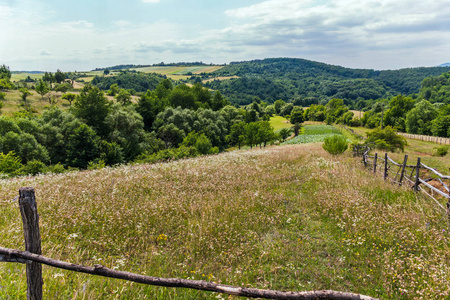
xmin=205 ymin=58 xmax=450 ymax=105
xmin=1 ymin=144 xmax=448 ymax=299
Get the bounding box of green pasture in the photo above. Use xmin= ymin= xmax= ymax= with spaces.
xmin=269 ymin=116 xmax=292 ymax=131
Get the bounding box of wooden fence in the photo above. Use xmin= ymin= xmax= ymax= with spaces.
xmin=361 ymin=147 xmax=450 ymax=221
xmin=0 ymin=187 xmax=376 ymax=300
xmin=396 ymin=133 xmax=450 ymax=145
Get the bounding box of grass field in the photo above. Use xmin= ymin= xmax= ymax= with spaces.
xmin=1 ymin=144 xmax=448 ymax=299
xmin=269 ymin=116 xmax=292 ymax=131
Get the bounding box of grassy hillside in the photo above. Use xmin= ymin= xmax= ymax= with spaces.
xmin=1 ymin=144 xmax=448 ymax=299
xmin=205 ymin=58 xmax=450 ymax=105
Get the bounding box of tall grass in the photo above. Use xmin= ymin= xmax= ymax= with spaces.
xmin=0 ymin=144 xmax=448 ymax=299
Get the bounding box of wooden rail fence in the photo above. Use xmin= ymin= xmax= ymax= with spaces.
xmin=397 ymin=133 xmax=450 ymax=145
xmin=1 ymin=187 xmax=376 ymax=300
xmin=361 ymin=147 xmax=450 ymax=222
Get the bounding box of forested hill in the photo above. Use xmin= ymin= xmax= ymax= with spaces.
xmin=205 ymin=58 xmax=450 ymax=105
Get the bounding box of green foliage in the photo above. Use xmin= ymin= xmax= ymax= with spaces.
xmin=0 ymin=151 xmax=23 ymax=176
xmin=87 ymin=159 xmax=106 ymax=170
xmin=73 ymin=84 xmax=111 ymax=136
xmin=278 ymin=127 xmax=292 ymax=141
xmin=116 ymin=89 xmax=132 ymax=105
xmin=383 ymin=95 xmax=415 ymax=131
xmin=35 ymin=79 xmax=50 ymax=99
xmin=92 ymin=71 xmax=163 ymax=93
xmin=55 ymin=82 xmax=72 ymax=93
xmin=365 ymin=126 xmax=407 ymax=152
xmin=434 ymin=145 xmax=449 ymax=157
xmin=19 ymin=159 xmax=47 ymax=176
xmin=405 ymin=100 xmax=438 ymax=135
xmin=66 ymin=123 xmax=100 ymax=169
xmin=62 ymin=93 xmax=76 ymax=105
xmin=322 ymin=134 xmax=349 ymax=155
xmin=54 ymin=69 xmax=66 ymax=84
xmin=431 ymin=115 xmax=450 ymax=137
xmin=289 ymin=107 xmax=304 ymax=124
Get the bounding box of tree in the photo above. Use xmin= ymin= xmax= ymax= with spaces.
xmin=0 ymin=65 xmax=13 ymax=91
xmin=227 ymin=122 xmax=246 ymax=149
xmin=383 ymin=95 xmax=415 ymax=132
xmin=137 ymin=90 xmax=169 ymax=130
xmin=405 ymin=100 xmax=438 ymax=135
xmin=54 ymin=69 xmax=66 ymax=84
xmin=62 ymin=93 xmax=76 ymax=106
xmin=73 ymin=84 xmax=111 ymax=136
xmin=103 ymin=69 xmax=110 ymax=76
xmin=168 ymin=85 xmax=196 ymax=109
xmin=43 ymin=72 xmax=55 ymax=88
xmin=274 ymin=99 xmax=286 ymax=114
xmin=365 ymin=126 xmax=407 ymax=152
xmin=256 ymin=121 xmax=276 ymax=147
xmin=431 ymin=115 xmax=450 ymax=137
xmin=116 ymin=89 xmax=132 ymax=105
xmin=66 ymin=123 xmax=100 ymax=169
xmin=35 ymin=79 xmax=50 ymax=100
xmin=55 ymin=82 xmax=72 ymax=93
xmin=245 ymin=122 xmax=260 ymax=149
xmin=279 ymin=128 xmax=292 ymax=141
xmin=107 ymin=83 xmax=120 ymax=96
xmin=290 ymin=108 xmax=304 ymax=124
xmin=19 ymin=88 xmax=33 ymax=109
xmin=157 ymin=123 xmax=186 ymax=148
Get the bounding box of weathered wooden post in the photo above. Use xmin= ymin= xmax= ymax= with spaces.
xmin=19 ymin=187 xmax=43 ymax=300
xmin=398 ymin=155 xmax=408 ymax=185
xmin=414 ymin=158 xmax=421 ymax=192
xmin=384 ymin=153 xmax=388 ymax=180
xmin=373 ymin=153 xmax=378 ymax=173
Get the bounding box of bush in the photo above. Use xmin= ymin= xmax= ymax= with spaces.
xmin=0 ymin=151 xmax=23 ymax=176
xmin=434 ymin=146 xmax=449 ymax=157
xmin=322 ymin=135 xmax=349 ymax=155
xmin=365 ymin=126 xmax=407 ymax=152
xmin=19 ymin=160 xmax=47 ymax=175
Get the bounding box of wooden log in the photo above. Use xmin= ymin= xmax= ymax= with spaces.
xmin=414 ymin=158 xmax=421 ymax=192
xmin=384 ymin=153 xmax=388 ymax=180
xmin=373 ymin=153 xmax=378 ymax=173
xmin=19 ymin=187 xmax=43 ymax=300
xmin=398 ymin=155 xmax=408 ymax=186
xmin=0 ymin=247 xmax=377 ymax=300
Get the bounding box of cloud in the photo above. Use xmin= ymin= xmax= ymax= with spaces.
xmin=220 ymin=0 xmax=450 ymax=69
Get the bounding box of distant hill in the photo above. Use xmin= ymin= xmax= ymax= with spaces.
xmin=439 ymin=63 xmax=450 ymax=67
xmin=205 ymin=58 xmax=450 ymax=105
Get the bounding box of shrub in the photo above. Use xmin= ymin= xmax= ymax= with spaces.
xmin=322 ymin=134 xmax=348 ymax=155
xmin=434 ymin=146 xmax=449 ymax=157
xmin=19 ymin=160 xmax=47 ymax=175
xmin=365 ymin=126 xmax=407 ymax=152
xmin=0 ymin=151 xmax=23 ymax=176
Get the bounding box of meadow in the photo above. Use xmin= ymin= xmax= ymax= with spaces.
xmin=282 ymin=125 xmax=349 ymax=145
xmin=1 ymin=144 xmax=449 ymax=299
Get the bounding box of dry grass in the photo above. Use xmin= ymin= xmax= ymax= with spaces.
xmin=0 ymin=144 xmax=449 ymax=299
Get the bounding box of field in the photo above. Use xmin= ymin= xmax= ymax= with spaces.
xmin=1 ymin=144 xmax=449 ymax=299
xmin=282 ymin=125 xmax=348 ymax=145
xmin=269 ymin=115 xmax=292 ymax=131
xmin=128 ymin=66 xmax=224 ymax=80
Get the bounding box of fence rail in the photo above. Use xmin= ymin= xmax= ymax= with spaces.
xmin=360 ymin=146 xmax=450 ymax=221
xmin=0 ymin=187 xmax=377 ymax=300
xmin=397 ymin=133 xmax=450 ymax=145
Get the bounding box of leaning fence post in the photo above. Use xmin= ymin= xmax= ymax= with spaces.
xmin=19 ymin=187 xmax=43 ymax=300
xmin=398 ymin=155 xmax=408 ymax=186
xmin=373 ymin=153 xmax=378 ymax=173
xmin=384 ymin=153 xmax=388 ymax=180
xmin=414 ymin=158 xmax=421 ymax=192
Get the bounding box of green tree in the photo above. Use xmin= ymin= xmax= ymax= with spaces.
xmin=168 ymin=85 xmax=196 ymax=109
xmin=35 ymin=79 xmax=50 ymax=100
xmin=431 ymin=115 xmax=450 ymax=137
xmin=0 ymin=151 xmax=23 ymax=176
xmin=116 ymin=89 xmax=132 ymax=105
xmin=62 ymin=93 xmax=76 ymax=106
xmin=0 ymin=65 xmax=13 ymax=91
xmin=383 ymin=95 xmax=415 ymax=132
xmin=274 ymin=99 xmax=286 ymax=114
xmin=137 ymin=90 xmax=169 ymax=130
xmin=107 ymin=83 xmax=120 ymax=96
xmin=227 ymin=122 xmax=246 ymax=149
xmin=54 ymin=69 xmax=66 ymax=84
xmin=290 ymin=108 xmax=305 ymax=124
xmin=73 ymin=84 xmax=111 ymax=136
xmin=157 ymin=123 xmax=186 ymax=148
xmin=66 ymin=123 xmax=100 ymax=169
xmin=405 ymin=100 xmax=438 ymax=135
xmin=366 ymin=126 xmax=407 ymax=152
xmin=55 ymin=82 xmax=71 ymax=93
xmin=19 ymin=88 xmax=33 ymax=109
xmin=256 ymin=121 xmax=276 ymax=147
xmin=279 ymin=128 xmax=292 ymax=141
xmin=245 ymin=122 xmax=259 ymax=149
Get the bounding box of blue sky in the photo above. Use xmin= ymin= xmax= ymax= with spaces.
xmin=1 ymin=0 xmax=450 ymax=71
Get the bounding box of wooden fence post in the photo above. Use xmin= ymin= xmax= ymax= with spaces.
xmin=384 ymin=153 xmax=388 ymax=180
xmin=414 ymin=158 xmax=421 ymax=192
xmin=399 ymin=155 xmax=408 ymax=185
xmin=19 ymin=187 xmax=43 ymax=300
xmin=373 ymin=153 xmax=378 ymax=173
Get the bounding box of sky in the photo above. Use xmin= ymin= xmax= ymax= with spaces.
xmin=1 ymin=0 xmax=450 ymax=71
